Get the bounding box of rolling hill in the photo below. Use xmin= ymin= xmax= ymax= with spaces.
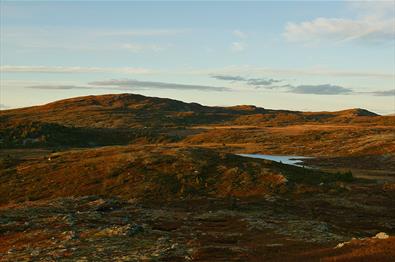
xmin=1 ymin=93 xmax=394 ymax=154
xmin=0 ymin=93 xmax=394 ymax=261
xmin=0 ymin=93 xmax=389 ymax=129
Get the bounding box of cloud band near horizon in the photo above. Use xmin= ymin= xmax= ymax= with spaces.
xmin=25 ymin=79 xmax=229 ymax=92
xmin=23 ymin=78 xmax=394 ymax=97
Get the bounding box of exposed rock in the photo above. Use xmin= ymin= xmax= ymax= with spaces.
xmin=374 ymin=232 xmax=389 ymax=239
xmin=95 ymin=224 xmax=143 ymax=237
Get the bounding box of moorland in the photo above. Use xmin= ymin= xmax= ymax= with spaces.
xmin=0 ymin=93 xmax=394 ymax=261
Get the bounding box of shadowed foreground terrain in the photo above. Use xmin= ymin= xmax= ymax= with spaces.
xmin=0 ymin=94 xmax=394 ymax=261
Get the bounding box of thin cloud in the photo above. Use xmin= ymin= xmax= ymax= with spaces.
xmin=22 ymin=80 xmax=394 ymax=97
xmin=26 ymin=85 xmax=92 ymax=90
xmin=121 ymin=43 xmax=166 ymax=53
xmin=284 ymin=17 xmax=395 ymax=44
xmin=210 ymin=74 xmax=283 ymax=88
xmin=370 ymin=89 xmax=395 ymax=96
xmin=1 ymin=66 xmax=155 ymax=74
xmin=230 ymin=42 xmax=245 ymax=52
xmin=193 ymin=66 xmax=394 ymax=79
xmin=3 ymin=65 xmax=393 ymax=79
xmin=2 ymin=26 xmax=183 ymax=52
xmin=89 ymin=79 xmax=229 ymax=91
xmin=247 ymin=78 xmax=282 ymax=87
xmin=284 ymin=1 xmax=395 ymax=45
xmin=233 ymin=30 xmax=247 ymax=38
xmin=289 ymin=84 xmax=353 ymax=95
xmin=24 ymin=80 xmax=229 ymax=92
xmin=96 ymin=29 xmax=185 ymax=37
xmin=211 ymin=74 xmax=357 ymax=94
xmin=212 ymin=77 xmax=393 ymax=96
xmin=211 ymin=75 xmax=246 ymax=81
xmin=346 ymin=0 xmax=394 ymax=20
xmin=0 ymin=104 xmax=10 ymax=110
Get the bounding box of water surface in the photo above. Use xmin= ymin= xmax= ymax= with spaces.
xmin=237 ymin=154 xmax=312 ymax=167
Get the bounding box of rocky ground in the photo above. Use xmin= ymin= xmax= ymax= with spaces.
xmin=0 ymin=145 xmax=356 ymax=205
xmin=1 ymin=179 xmax=394 ymax=261
xmin=0 ymin=146 xmax=394 ymax=261
xmin=1 ymin=94 xmax=394 ymax=261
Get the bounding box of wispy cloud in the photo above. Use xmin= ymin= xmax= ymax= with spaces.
xmin=230 ymin=42 xmax=245 ymax=52
xmin=3 ymin=65 xmax=393 ymax=80
xmin=2 ymin=27 xmax=183 ymax=52
xmin=230 ymin=30 xmax=247 ymax=52
xmin=89 ymin=79 xmax=229 ymax=91
xmin=201 ymin=66 xmax=394 ymax=79
xmin=284 ymin=17 xmax=394 ymax=44
xmin=288 ymin=84 xmax=353 ymax=95
xmin=346 ymin=0 xmax=395 ymax=19
xmin=246 ymin=78 xmax=282 ymax=87
xmin=0 ymin=65 xmax=155 ymax=74
xmin=284 ymin=1 xmax=395 ymax=45
xmin=96 ymin=29 xmax=185 ymax=37
xmin=0 ymin=104 xmax=10 ymax=110
xmin=211 ymin=75 xmax=246 ymax=81
xmin=211 ymin=74 xmax=282 ymax=88
xmin=26 ymin=85 xmax=92 ymax=90
xmin=24 ymin=80 xmax=229 ymax=92
xmin=3 ymin=27 xmax=185 ymax=39
xmin=370 ymin=89 xmax=395 ymax=96
xmin=211 ymin=74 xmax=378 ymax=95
xmin=232 ymin=30 xmax=247 ymax=38
xmin=121 ymin=43 xmax=166 ymax=53
xmin=21 ymin=78 xmax=393 ymax=97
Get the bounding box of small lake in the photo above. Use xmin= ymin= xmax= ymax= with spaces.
xmin=237 ymin=154 xmax=312 ymax=167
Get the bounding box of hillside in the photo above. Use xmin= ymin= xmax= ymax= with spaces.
xmin=0 ymin=93 xmax=389 ymax=129
xmin=1 ymin=94 xmax=394 ymax=156
xmin=0 ymin=145 xmax=354 ymax=205
xmin=0 ymin=145 xmax=393 ymax=261
xmin=0 ymin=94 xmax=237 ymax=129
xmin=0 ymin=94 xmax=394 ymax=260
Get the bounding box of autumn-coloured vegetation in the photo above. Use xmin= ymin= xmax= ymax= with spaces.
xmin=0 ymin=145 xmax=356 ymax=205
xmin=1 ymin=94 xmax=393 ymax=130
xmin=0 ymin=93 xmax=394 ymax=261
xmin=1 ymin=94 xmax=394 ymax=158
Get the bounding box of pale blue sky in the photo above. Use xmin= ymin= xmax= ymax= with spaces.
xmin=1 ymin=1 xmax=394 ymax=114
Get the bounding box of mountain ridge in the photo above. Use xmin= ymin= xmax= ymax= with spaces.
xmin=1 ymin=93 xmax=393 ymax=152
xmin=0 ymin=93 xmax=380 ymax=116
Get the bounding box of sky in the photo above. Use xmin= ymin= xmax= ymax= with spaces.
xmin=1 ymin=0 xmax=394 ymax=114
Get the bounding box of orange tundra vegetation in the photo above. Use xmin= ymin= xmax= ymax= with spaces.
xmin=0 ymin=94 xmax=394 ymax=261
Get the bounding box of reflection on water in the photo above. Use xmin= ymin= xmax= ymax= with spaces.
xmin=237 ymin=154 xmax=312 ymax=167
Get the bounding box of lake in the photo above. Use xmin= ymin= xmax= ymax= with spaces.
xmin=237 ymin=154 xmax=312 ymax=167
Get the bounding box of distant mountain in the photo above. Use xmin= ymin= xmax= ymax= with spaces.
xmin=0 ymin=93 xmax=265 ymax=129
xmin=0 ymin=93 xmax=392 ymax=149
xmin=0 ymin=93 xmax=382 ymax=128
xmin=335 ymin=108 xmax=379 ymax=117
